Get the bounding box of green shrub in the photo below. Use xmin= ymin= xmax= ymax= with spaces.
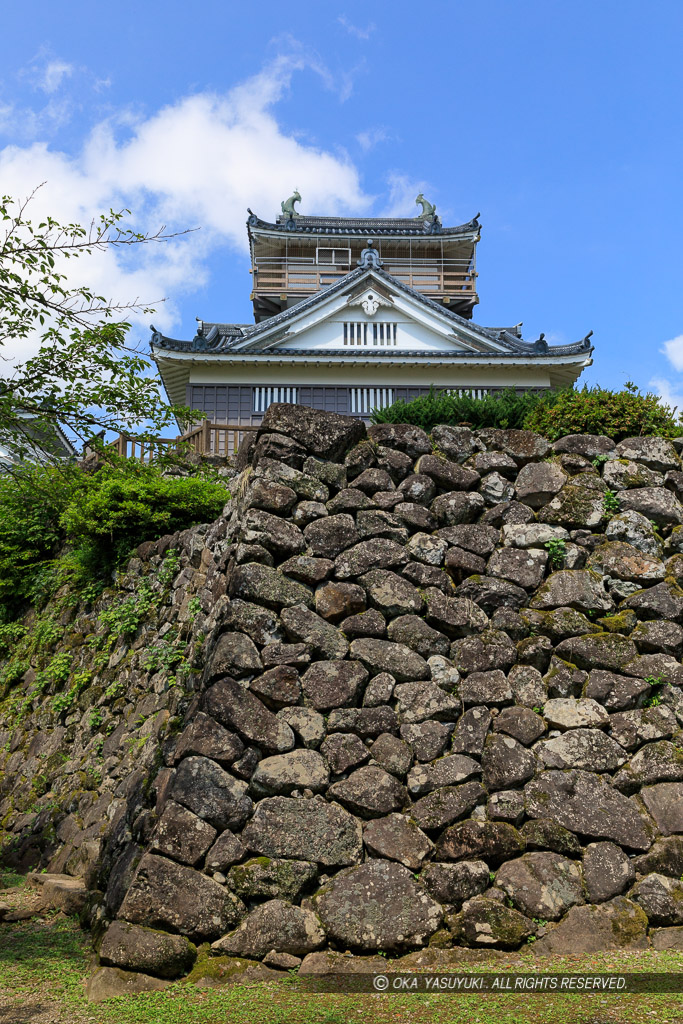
xmin=60 ymin=462 xmax=228 ymax=570
xmin=0 ymin=465 xmax=73 ymax=621
xmin=523 ymin=383 xmax=682 ymax=442
xmin=0 ymin=459 xmax=229 ymax=621
xmin=371 ymin=387 xmax=556 ymax=432
xmin=372 ymin=382 xmax=682 ymax=442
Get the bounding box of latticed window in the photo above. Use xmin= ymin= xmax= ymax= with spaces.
xmin=349 ymin=388 xmax=395 ymax=415
xmin=343 ymin=322 xmax=367 ymax=346
xmin=343 ymin=322 xmax=397 ymax=346
xmin=447 ymin=388 xmax=490 ymax=400
xmin=372 ymin=322 xmax=397 ymax=346
xmin=316 ymin=247 xmax=351 ymax=266
xmin=253 ymin=386 xmax=298 ymax=413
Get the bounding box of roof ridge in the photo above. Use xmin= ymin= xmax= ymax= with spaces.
xmin=247 ymin=210 xmax=480 ymax=237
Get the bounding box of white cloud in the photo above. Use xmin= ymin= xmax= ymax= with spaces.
xmin=356 ymin=126 xmax=390 ymax=151
xmin=0 ymin=96 xmax=72 ymax=139
xmin=337 ymin=16 xmax=376 ymax=40
xmin=380 ymin=172 xmax=431 ymax=218
xmin=18 ymin=50 xmax=75 ymax=96
xmin=648 ymin=376 xmax=683 ymax=415
xmin=39 ymin=59 xmax=74 ymax=94
xmin=661 ymin=333 xmax=683 ymax=372
xmin=652 ymin=335 xmax=683 ymax=419
xmin=0 ymin=57 xmax=370 ymax=361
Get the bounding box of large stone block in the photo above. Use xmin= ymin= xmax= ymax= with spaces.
xmin=227 ymin=858 xmax=318 ymax=902
xmin=495 ymin=852 xmax=584 ymax=920
xmin=314 ymin=860 xmax=442 ymax=951
xmin=335 ymin=538 xmax=409 ymax=578
xmin=448 ymin=897 xmax=534 ymax=948
xmin=410 ymin=781 xmax=485 ymax=831
xmin=436 ymin=820 xmax=525 ymax=864
xmin=362 ymin=814 xmax=434 ymax=870
xmin=119 ymin=854 xmax=244 ymax=942
xmin=251 ymin=750 xmax=330 ymax=795
xmin=533 ymin=897 xmax=648 ymax=954
xmin=229 ymin=563 xmax=314 ymax=610
xmin=280 ymin=605 xmax=349 ymax=659
xmin=640 ymin=783 xmax=683 ymax=835
xmin=241 ymin=796 xmax=362 ymax=866
xmin=349 ymin=638 xmax=430 ymax=681
xmin=204 ymin=631 xmax=262 ymax=681
xmin=259 ymin=404 xmax=365 ymax=461
xmin=214 ymin=899 xmax=326 ymax=958
xmin=300 ymin=659 xmax=368 ymax=711
xmin=583 ymin=842 xmax=635 ymax=902
xmin=328 ymin=766 xmax=407 ymax=818
xmin=100 ymin=920 xmax=197 ymax=978
xmin=525 ymin=770 xmax=654 ymax=850
xmin=151 ymin=800 xmax=216 ymax=866
xmin=170 ymin=756 xmax=252 ymax=832
xmin=202 ymin=679 xmax=295 ymax=753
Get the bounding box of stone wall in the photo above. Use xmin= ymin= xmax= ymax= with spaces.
xmin=3 ymin=404 xmax=683 ymax=980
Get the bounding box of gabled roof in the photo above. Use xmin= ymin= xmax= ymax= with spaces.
xmin=151 ymin=264 xmax=593 ymax=360
xmin=247 ymin=211 xmax=480 ymax=238
xmin=0 ymin=413 xmax=76 ymax=467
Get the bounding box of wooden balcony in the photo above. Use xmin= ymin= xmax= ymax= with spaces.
xmin=110 ymin=423 xmax=258 ymax=462
xmin=180 ymin=422 xmax=258 ymax=457
xmin=252 ymin=257 xmax=478 ymax=301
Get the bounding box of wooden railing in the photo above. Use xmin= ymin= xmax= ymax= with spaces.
xmin=253 ymin=257 xmax=477 ymax=298
xmin=108 ymin=435 xmax=176 ymax=462
xmin=178 ymin=422 xmax=258 ymax=457
xmin=109 ymin=423 xmax=258 ymax=462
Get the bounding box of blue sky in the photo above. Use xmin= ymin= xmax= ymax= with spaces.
xmin=2 ymin=0 xmax=683 ymax=406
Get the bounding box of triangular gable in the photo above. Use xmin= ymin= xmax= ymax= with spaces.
xmin=230 ymin=267 xmax=518 ymax=357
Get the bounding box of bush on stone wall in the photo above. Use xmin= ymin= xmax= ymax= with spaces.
xmin=0 ymin=465 xmax=71 ymax=621
xmin=372 ymin=387 xmax=553 ymax=432
xmin=523 ymin=383 xmax=682 ymax=442
xmin=0 ymin=459 xmax=229 ymax=621
xmin=61 ymin=461 xmax=229 ymax=569
xmin=374 ymin=383 xmax=682 ymax=442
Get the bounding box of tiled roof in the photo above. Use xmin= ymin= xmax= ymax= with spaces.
xmin=151 ymin=265 xmax=593 ymax=360
xmin=247 ymin=210 xmax=480 ymax=238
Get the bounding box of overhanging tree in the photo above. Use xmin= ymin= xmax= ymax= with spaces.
xmin=0 ymin=187 xmax=190 ymax=463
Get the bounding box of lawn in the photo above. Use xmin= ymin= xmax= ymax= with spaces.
xmin=0 ymin=874 xmax=681 ymax=1024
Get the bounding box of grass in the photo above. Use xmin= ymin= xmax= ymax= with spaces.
xmin=0 ymin=869 xmax=24 ymax=888
xmin=0 ymin=898 xmax=681 ymax=1024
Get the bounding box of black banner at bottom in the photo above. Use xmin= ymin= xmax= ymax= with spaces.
xmin=299 ymin=972 xmax=683 ymax=994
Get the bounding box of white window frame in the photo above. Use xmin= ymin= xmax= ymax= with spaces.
xmin=316 ymin=247 xmax=351 ymax=266
xmin=349 ymin=387 xmax=395 ymax=415
xmin=446 ymin=388 xmax=490 ymax=400
xmin=372 ymin=322 xmax=397 ymax=346
xmin=253 ymin=386 xmax=298 ymax=413
xmin=343 ymin=322 xmax=368 ymax=346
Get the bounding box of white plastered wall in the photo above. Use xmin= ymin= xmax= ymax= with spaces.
xmin=186 ymin=361 xmax=553 ymax=389
xmin=275 ymin=314 xmax=462 ymax=353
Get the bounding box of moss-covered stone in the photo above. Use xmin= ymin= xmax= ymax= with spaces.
xmin=182 ymin=954 xmax=276 ymax=986
xmin=533 ymin=897 xmax=649 ymax=954
xmin=553 ymin=632 xmax=637 ymax=673
xmin=447 ymin=896 xmax=535 ymax=948
xmin=597 ymin=610 xmax=639 ymax=633
xmin=226 ymin=857 xmax=318 ymax=902
xmin=522 ymin=607 xmax=600 ymax=644
xmin=538 ymin=485 xmax=607 ymax=530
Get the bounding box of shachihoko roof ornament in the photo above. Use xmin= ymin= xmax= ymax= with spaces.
xmin=415 ymin=193 xmax=437 ymax=221
xmin=280 ymin=190 xmax=301 ymax=219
